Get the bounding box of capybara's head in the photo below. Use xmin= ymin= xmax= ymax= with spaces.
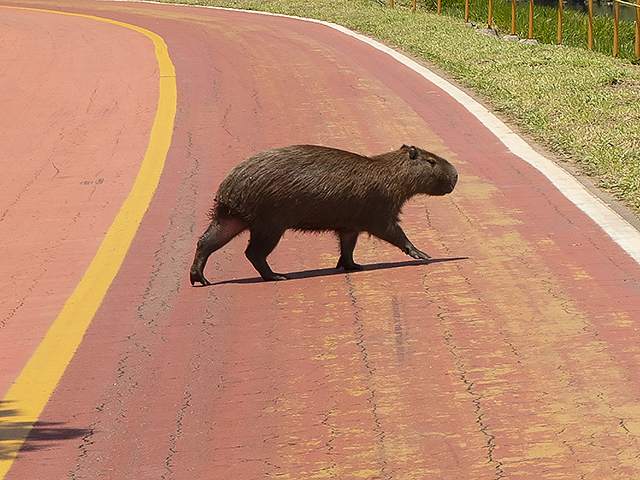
xmin=391 ymin=145 xmax=458 ymax=197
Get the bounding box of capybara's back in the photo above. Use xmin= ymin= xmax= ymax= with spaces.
xmin=190 ymin=144 xmax=457 ymax=285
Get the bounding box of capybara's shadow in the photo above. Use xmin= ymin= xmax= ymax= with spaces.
xmin=206 ymin=256 xmax=468 ymax=286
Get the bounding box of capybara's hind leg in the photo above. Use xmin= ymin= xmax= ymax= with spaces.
xmin=190 ymin=216 xmax=247 ymax=286
xmin=245 ymin=229 xmax=287 ymax=281
xmin=336 ymin=229 xmax=363 ymax=271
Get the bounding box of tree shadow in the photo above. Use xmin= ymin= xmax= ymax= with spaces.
xmin=0 ymin=401 xmax=91 ymax=461
xmin=206 ymin=256 xmax=468 ymax=286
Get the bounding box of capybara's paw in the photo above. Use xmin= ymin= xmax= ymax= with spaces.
xmin=407 ymin=248 xmax=431 ymax=261
xmin=336 ymin=257 xmax=363 ymax=271
xmin=262 ymin=273 xmax=289 ymax=281
xmin=190 ymin=268 xmax=211 ymax=286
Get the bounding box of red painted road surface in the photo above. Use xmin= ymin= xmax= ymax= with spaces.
xmin=2 ymin=1 xmax=640 ymax=478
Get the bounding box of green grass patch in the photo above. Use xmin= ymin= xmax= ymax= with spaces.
xmin=155 ymin=0 xmax=640 ymax=212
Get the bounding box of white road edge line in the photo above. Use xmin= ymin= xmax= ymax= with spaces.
xmin=144 ymin=1 xmax=640 ymax=266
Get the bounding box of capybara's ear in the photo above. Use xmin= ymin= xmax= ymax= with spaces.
xmin=409 ymin=146 xmax=419 ymax=160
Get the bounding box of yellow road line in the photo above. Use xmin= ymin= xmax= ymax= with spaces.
xmin=0 ymin=7 xmax=176 ymax=478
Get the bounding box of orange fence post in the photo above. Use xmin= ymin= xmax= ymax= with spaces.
xmin=588 ymin=0 xmax=594 ymax=50
xmin=529 ymin=0 xmax=534 ymax=39
xmin=512 ymin=0 xmax=517 ymax=35
xmin=465 ymin=0 xmax=470 ymax=22
xmin=614 ymin=0 xmax=619 ymax=57
xmin=558 ymin=0 xmax=563 ymax=44
xmin=438 ymin=0 xmax=442 ymax=13
xmin=636 ymin=0 xmax=640 ymax=60
xmin=413 ymin=0 xmax=417 ymax=12
xmin=488 ymin=0 xmax=493 ymax=27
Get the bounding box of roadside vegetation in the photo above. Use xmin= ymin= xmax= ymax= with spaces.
xmin=157 ymin=0 xmax=640 ymax=213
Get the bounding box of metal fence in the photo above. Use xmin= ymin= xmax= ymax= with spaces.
xmin=391 ymin=0 xmax=640 ymax=60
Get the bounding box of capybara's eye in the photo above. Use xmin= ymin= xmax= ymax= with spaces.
xmin=426 ymin=157 xmax=437 ymax=166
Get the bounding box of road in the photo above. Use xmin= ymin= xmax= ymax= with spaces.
xmin=2 ymin=1 xmax=640 ymax=478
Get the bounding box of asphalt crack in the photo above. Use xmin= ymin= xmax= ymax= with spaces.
xmin=162 ymin=391 xmax=192 ymax=480
xmin=439 ymin=310 xmax=506 ymax=478
xmin=344 ymin=274 xmax=392 ymax=480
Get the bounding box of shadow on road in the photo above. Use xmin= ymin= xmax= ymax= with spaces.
xmin=207 ymin=256 xmax=468 ymax=286
xmin=0 ymin=401 xmax=90 ymax=461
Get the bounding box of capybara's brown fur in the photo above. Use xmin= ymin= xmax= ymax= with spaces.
xmin=190 ymin=144 xmax=457 ymax=285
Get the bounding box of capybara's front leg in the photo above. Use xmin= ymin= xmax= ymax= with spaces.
xmin=336 ymin=229 xmax=363 ymax=271
xmin=190 ymin=216 xmax=247 ymax=286
xmin=371 ymin=223 xmax=431 ymax=261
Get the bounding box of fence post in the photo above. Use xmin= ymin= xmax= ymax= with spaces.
xmin=529 ymin=0 xmax=534 ymax=39
xmin=512 ymin=0 xmax=517 ymax=35
xmin=558 ymin=0 xmax=563 ymax=44
xmin=438 ymin=0 xmax=442 ymax=13
xmin=488 ymin=0 xmax=493 ymax=27
xmin=614 ymin=0 xmax=619 ymax=57
xmin=465 ymin=0 xmax=470 ymax=22
xmin=636 ymin=0 xmax=640 ymax=60
xmin=588 ymin=0 xmax=594 ymax=50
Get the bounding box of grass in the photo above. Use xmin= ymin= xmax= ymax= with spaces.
xmin=155 ymin=0 xmax=640 ymax=212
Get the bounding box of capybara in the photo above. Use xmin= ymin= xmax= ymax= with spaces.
xmin=190 ymin=144 xmax=457 ymax=285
